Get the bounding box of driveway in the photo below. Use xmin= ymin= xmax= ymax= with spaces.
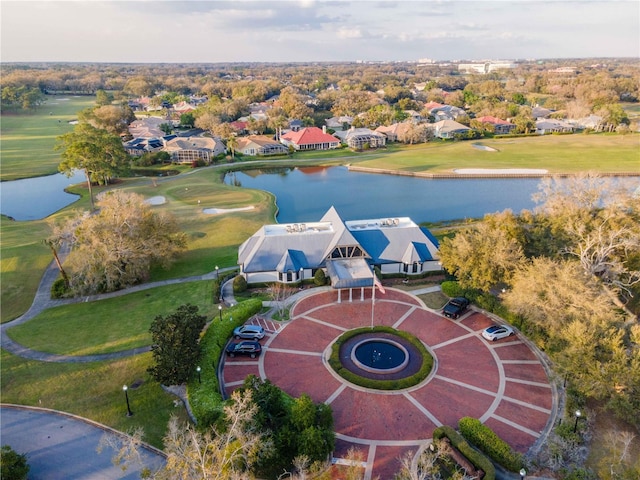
xmin=221 ymin=288 xmax=557 ymax=480
xmin=0 ymin=405 xmax=166 ymax=479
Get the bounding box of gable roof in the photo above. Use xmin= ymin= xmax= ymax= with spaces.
xmin=280 ymin=127 xmax=340 ymax=146
xmin=239 ymin=207 xmax=440 ymax=274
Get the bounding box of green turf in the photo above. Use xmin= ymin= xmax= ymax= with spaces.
xmin=0 ymin=349 xmax=188 ymax=448
xmin=1 ymin=96 xmax=96 ymax=181
xmin=5 ymin=282 xmax=218 ymax=355
xmin=353 ymin=133 xmax=640 ymax=174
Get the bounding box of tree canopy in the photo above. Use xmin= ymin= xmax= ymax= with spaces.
xmin=56 ymin=123 xmax=130 ymax=210
xmin=54 ymin=191 xmax=186 ymax=295
xmin=148 ymin=304 xmax=207 ymax=386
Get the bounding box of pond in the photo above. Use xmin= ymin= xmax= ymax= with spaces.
xmin=225 ymin=166 xmax=544 ymax=223
xmin=1 ymin=170 xmax=86 ymax=221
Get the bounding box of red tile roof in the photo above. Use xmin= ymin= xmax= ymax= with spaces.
xmin=476 ymin=116 xmax=512 ymax=125
xmin=280 ymin=127 xmax=339 ymax=146
xmin=423 ymin=102 xmax=445 ymax=111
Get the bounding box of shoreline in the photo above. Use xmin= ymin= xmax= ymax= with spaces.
xmin=346 ymin=165 xmax=640 ymax=179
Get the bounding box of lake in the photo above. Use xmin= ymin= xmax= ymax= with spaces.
xmin=1 ymin=170 xmax=86 ymax=221
xmin=224 ymin=166 xmax=545 ymax=223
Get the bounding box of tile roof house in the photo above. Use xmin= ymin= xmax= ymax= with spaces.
xmin=236 ymin=135 xmax=289 ymax=156
xmin=238 ymin=206 xmax=440 ymax=287
xmin=123 ymin=137 xmax=164 ymax=156
xmin=430 ymin=119 xmax=472 ymax=139
xmin=535 ymin=119 xmax=574 ymax=135
xmin=128 ymin=117 xmax=169 ymax=139
xmin=333 ymin=127 xmax=387 ymax=149
xmin=430 ymin=105 xmax=467 ymax=121
xmin=325 ymin=116 xmax=354 ymax=130
xmin=475 ymin=116 xmax=516 ymax=134
xmin=163 ymin=136 xmax=225 ymax=164
xmin=280 ymin=127 xmax=340 ymax=151
xmin=375 ymin=122 xmax=413 ymax=142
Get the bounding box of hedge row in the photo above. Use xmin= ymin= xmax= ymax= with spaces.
xmin=188 ymin=298 xmax=263 ymax=428
xmin=327 ymin=326 xmax=433 ymax=390
xmin=432 ymin=425 xmax=495 ymax=480
xmin=458 ymin=417 xmax=524 ymax=471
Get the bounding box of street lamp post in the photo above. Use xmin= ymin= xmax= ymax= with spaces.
xmin=299 ymin=267 xmax=303 ymax=283
xmin=215 ymin=265 xmax=219 ymax=279
xmin=218 ymin=304 xmax=223 ymax=322
xmin=573 ymin=410 xmax=582 ymax=433
xmin=123 ymin=385 xmax=133 ymax=417
xmin=196 ymin=366 xmax=201 ymax=384
xmin=519 ymin=468 xmax=526 ymax=480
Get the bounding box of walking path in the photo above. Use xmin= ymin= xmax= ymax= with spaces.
xmin=3 ymin=261 xmax=558 ymax=479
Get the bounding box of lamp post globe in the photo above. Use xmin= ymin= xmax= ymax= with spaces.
xmin=218 ymin=304 xmax=223 ymax=321
xmin=573 ymin=410 xmax=582 ymax=433
xmin=123 ymin=385 xmax=133 ymax=417
xmin=196 ymin=366 xmax=201 ymax=384
xmin=519 ymin=468 xmax=526 ymax=480
xmin=215 ymin=265 xmax=219 ymax=279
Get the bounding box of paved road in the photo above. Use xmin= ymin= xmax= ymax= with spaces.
xmin=0 ymin=405 xmax=166 ymax=479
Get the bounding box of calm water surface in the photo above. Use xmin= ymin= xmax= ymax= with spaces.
xmin=1 ymin=171 xmax=85 ymax=221
xmin=225 ymin=166 xmax=543 ymax=223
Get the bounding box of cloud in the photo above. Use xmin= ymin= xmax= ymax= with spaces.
xmin=337 ymin=27 xmax=364 ymax=39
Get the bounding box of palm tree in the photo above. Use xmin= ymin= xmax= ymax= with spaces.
xmin=226 ymin=135 xmax=238 ymax=159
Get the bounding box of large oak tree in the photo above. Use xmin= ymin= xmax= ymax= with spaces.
xmin=55 ymin=191 xmax=186 ymax=295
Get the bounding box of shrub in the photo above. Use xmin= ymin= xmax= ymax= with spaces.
xmin=1 ymin=445 xmax=30 ymax=480
xmin=188 ymin=298 xmax=262 ymax=428
xmin=458 ymin=417 xmax=524 ymax=471
xmin=328 ymin=326 xmax=433 ymax=390
xmin=233 ymin=275 xmax=247 ymax=293
xmin=313 ymin=269 xmax=327 ymax=286
xmin=440 ymin=280 xmax=464 ymax=297
xmin=210 ymin=278 xmax=221 ymax=304
xmin=51 ymin=277 xmax=69 ymax=299
xmin=432 ymin=426 xmax=495 ymax=480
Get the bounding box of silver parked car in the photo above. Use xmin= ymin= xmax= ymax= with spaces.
xmin=233 ymin=324 xmax=265 ymax=340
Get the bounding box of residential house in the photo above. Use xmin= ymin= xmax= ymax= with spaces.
xmin=123 ymin=137 xmax=164 ymax=156
xmin=289 ymin=119 xmax=303 ymax=132
xmin=430 ymin=105 xmax=467 ymax=122
xmin=280 ymin=127 xmax=340 ymax=151
xmin=230 ymin=120 xmax=248 ymax=135
xmin=172 ymin=101 xmax=196 ymax=115
xmin=570 ymin=114 xmax=604 ymax=132
xmin=238 ymin=206 xmax=440 ymax=289
xmin=404 ymin=110 xmax=423 ymax=123
xmin=163 ymin=136 xmax=225 ymax=164
xmin=128 ymin=117 xmax=170 ymax=138
xmin=430 ymin=119 xmax=472 ymax=139
xmin=375 ymin=122 xmax=413 ymax=142
xmin=535 ymin=119 xmax=574 ymax=135
xmin=334 ymin=127 xmax=386 ymax=149
xmin=325 ymin=116 xmax=354 ymax=131
xmin=475 ymin=116 xmax=516 ymax=135
xmin=531 ymin=106 xmax=553 ymax=119
xmin=236 ymin=135 xmax=289 ymax=156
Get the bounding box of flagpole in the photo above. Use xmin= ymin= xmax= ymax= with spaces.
xmin=371 ymin=278 xmax=375 ymax=329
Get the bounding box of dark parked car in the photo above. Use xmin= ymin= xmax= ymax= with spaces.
xmin=442 ymin=297 xmax=470 ymax=319
xmin=226 ymin=341 xmax=262 ymax=358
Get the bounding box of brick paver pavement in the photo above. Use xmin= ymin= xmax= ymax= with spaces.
xmin=221 ymin=288 xmax=557 ymax=480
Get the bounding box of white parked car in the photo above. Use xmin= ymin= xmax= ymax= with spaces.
xmin=481 ymin=324 xmax=514 ymax=342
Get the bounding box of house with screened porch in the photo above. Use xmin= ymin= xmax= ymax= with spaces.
xmin=238 ymin=207 xmax=441 ymax=297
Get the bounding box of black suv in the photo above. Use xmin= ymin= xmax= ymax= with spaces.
xmin=442 ymin=297 xmax=470 ymax=319
xmin=226 ymin=341 xmax=262 ymax=358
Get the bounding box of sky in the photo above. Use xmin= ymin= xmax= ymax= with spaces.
xmin=1 ymin=0 xmax=639 ymax=63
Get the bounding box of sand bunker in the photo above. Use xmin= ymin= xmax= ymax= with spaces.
xmin=203 ymin=206 xmax=255 ymax=215
xmin=471 ymin=143 xmax=498 ymax=152
xmin=454 ymin=168 xmax=549 ymax=175
xmin=144 ymin=196 xmax=166 ymax=205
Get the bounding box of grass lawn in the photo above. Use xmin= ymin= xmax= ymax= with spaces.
xmin=6 ymin=282 xmax=218 ymax=355
xmin=0 ymin=95 xmax=96 ymax=181
xmin=353 ymin=133 xmax=640 ymax=174
xmin=0 ymin=349 xmax=188 ymax=448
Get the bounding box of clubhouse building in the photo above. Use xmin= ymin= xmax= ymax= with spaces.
xmin=238 ymin=207 xmax=441 ymax=296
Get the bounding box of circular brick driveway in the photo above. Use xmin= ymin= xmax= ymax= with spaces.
xmin=222 ymin=288 xmax=557 ymax=479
